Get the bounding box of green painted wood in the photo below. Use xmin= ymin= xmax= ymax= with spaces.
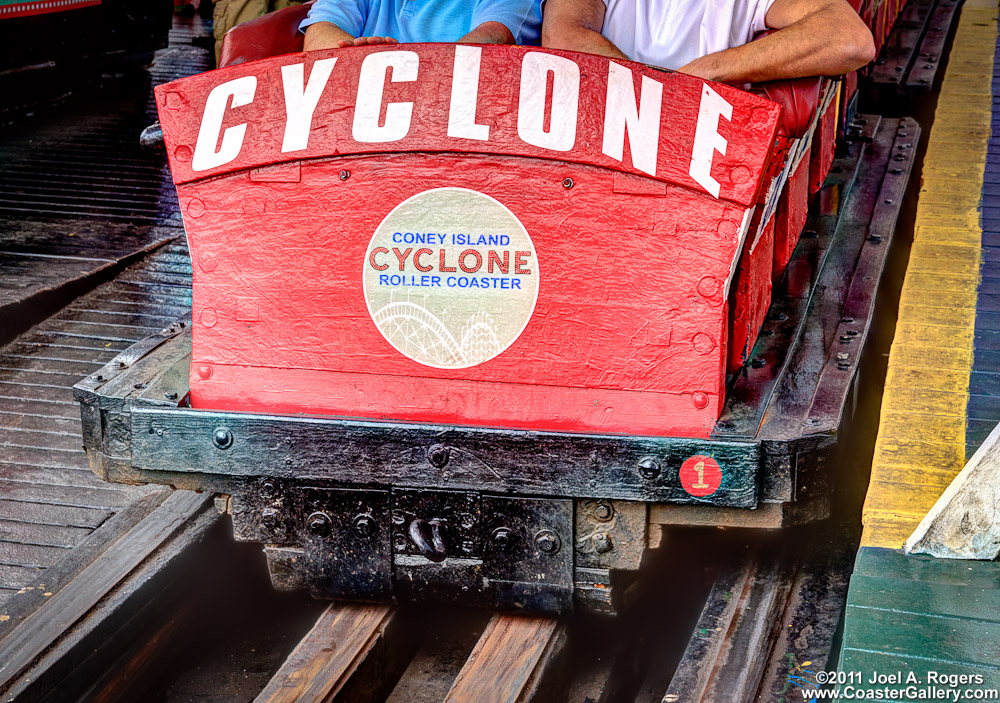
xmin=838 ymin=547 xmax=1000 ymax=702
xmin=853 ymin=546 xmax=1000 ymax=588
xmin=847 ymin=574 xmax=1000 ymax=623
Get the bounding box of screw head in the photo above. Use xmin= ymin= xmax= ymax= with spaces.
xmin=393 ymin=533 xmax=408 ymax=551
xmin=836 ymin=352 xmax=849 ymax=361
xmin=353 ymin=514 xmax=376 ymax=538
xmin=534 ymin=529 xmax=560 ymax=555
xmin=212 ymin=427 xmax=234 ymax=449
xmin=562 ymin=177 xmax=574 ymax=188
xmin=261 ymin=507 xmax=278 ymax=529
xmin=307 ymin=512 xmax=331 ymax=537
xmin=637 ymin=457 xmax=661 ymax=480
xmin=592 ymin=532 xmax=613 ymax=553
xmin=260 ymin=480 xmax=277 ymax=498
xmin=92 ymin=374 xmax=103 ymax=381
xmin=492 ymin=527 xmax=513 ymax=552
xmin=593 ymin=501 xmax=613 ymax=521
xmin=427 ymin=444 xmax=451 ymax=468
xmin=164 ymin=391 xmax=178 ymax=400
xmin=339 ymin=169 xmax=350 ymax=180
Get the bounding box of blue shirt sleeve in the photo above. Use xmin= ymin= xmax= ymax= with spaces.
xmin=299 ymin=0 xmax=368 ymax=35
xmin=470 ymin=0 xmax=542 ymax=45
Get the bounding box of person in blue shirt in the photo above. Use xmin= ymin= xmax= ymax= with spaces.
xmin=301 ymin=0 xmax=542 ymax=51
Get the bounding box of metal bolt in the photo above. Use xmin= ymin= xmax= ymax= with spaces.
xmin=393 ymin=533 xmax=408 ymax=551
xmin=427 ymin=444 xmax=451 ymax=468
xmin=592 ymin=532 xmax=613 ymax=553
xmin=839 ymin=335 xmax=853 ymax=343
xmin=534 ymin=529 xmax=560 ymax=555
xmin=836 ymin=352 xmax=849 ymax=361
xmin=353 ymin=514 xmax=376 ymax=538
xmin=307 ymin=512 xmax=332 ymax=537
xmin=869 ymin=235 xmax=884 ymax=243
xmin=92 ymin=374 xmax=103 ymax=381
xmin=837 ymin=362 xmax=851 ymax=370
xmin=593 ymin=501 xmax=613 ymax=521
xmin=212 ymin=427 xmax=234 ymax=449
xmin=841 ymin=317 xmax=855 ymax=323
xmin=890 ymin=168 xmax=903 ymax=175
xmin=637 ymin=457 xmax=661 ymax=480
xmin=339 ymin=170 xmax=350 ymax=180
xmin=562 ymin=177 xmax=574 ymax=188
xmin=750 ymin=358 xmax=766 ymax=369
xmin=846 ymin=330 xmax=859 ymax=337
xmin=164 ymin=391 xmax=178 ymax=400
xmin=492 ymin=526 xmax=513 ymax=552
xmin=260 ymin=480 xmax=277 ymax=498
xmin=391 ymin=510 xmax=406 ymax=526
xmin=261 ymin=507 xmax=278 ymax=529
xmin=117 ymin=361 xmax=126 ymax=368
xmin=133 ymin=383 xmax=146 ymax=390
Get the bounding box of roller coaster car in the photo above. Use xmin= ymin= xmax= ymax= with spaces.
xmin=75 ymin=4 xmax=919 ymax=613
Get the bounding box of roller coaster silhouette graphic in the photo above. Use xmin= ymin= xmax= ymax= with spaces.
xmin=372 ymin=300 xmax=502 ymax=368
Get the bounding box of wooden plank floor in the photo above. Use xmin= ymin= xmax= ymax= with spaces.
xmin=0 ymin=21 xmax=210 ymax=344
xmin=839 ymin=0 xmax=1000 ymax=695
xmin=0 ymin=13 xmax=208 ymax=631
xmin=0 ymin=239 xmax=193 ymax=612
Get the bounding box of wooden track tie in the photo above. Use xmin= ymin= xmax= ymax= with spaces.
xmin=444 ymin=614 xmax=565 ymax=703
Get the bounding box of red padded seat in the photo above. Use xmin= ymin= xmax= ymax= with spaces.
xmin=219 ymin=1 xmax=311 ymax=67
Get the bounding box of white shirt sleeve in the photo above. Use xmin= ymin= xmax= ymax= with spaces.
xmin=748 ymin=0 xmax=777 ymax=36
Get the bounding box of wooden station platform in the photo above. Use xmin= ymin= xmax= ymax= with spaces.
xmin=0 ymin=22 xmax=223 ymax=700
xmin=839 ymin=0 xmax=1000 ymax=692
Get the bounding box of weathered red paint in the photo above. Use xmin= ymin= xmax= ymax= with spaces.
xmin=774 ymin=152 xmax=810 ymax=281
xmin=810 ymin=97 xmax=837 ymax=196
xmin=728 ymin=213 xmax=775 ymax=374
xmin=155 ymin=44 xmax=781 ymax=205
xmin=157 ymin=46 xmax=787 ymax=438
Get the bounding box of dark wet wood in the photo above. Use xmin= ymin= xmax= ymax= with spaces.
xmin=385 ymin=613 xmax=490 ymax=703
xmin=662 ymin=544 xmax=794 ymax=703
xmin=444 ymin=615 xmax=566 ymax=703
xmin=0 ymin=490 xmax=209 ymax=690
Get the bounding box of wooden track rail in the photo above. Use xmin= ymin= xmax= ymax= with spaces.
xmin=257 ymin=611 xmax=566 ymax=703
xmin=254 ymin=604 xmax=397 ymax=703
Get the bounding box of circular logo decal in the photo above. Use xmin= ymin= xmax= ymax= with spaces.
xmin=363 ymin=188 xmax=539 ymax=369
xmin=679 ymin=455 xmax=723 ymax=497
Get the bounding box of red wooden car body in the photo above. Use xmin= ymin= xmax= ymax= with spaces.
xmin=156 ymin=43 xmax=805 ymax=439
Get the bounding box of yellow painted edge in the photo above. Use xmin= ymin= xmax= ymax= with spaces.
xmin=860 ymin=0 xmax=994 ymax=549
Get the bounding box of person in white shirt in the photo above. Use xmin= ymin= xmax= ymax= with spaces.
xmin=540 ymin=0 xmax=875 ymax=83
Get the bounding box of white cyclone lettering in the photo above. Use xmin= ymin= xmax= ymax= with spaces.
xmin=192 ymin=76 xmax=257 ymax=172
xmin=689 ymin=83 xmax=733 ymax=199
xmin=517 ymin=52 xmax=579 ymax=152
xmin=280 ymin=57 xmax=338 ymax=153
xmin=448 ymin=45 xmax=490 ymax=141
xmin=353 ymin=50 xmax=419 ymax=143
xmin=602 ymin=62 xmax=663 ymax=177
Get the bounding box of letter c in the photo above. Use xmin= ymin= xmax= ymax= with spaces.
xmin=192 ymin=76 xmax=257 ymax=172
xmin=413 ymin=248 xmax=433 ymax=272
xmin=353 ymin=51 xmax=419 ymax=143
xmin=369 ymin=247 xmax=389 ymax=271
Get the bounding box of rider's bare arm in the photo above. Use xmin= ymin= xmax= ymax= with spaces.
xmin=678 ymin=0 xmax=875 ymax=82
xmin=541 ymin=0 xmax=628 ymax=60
